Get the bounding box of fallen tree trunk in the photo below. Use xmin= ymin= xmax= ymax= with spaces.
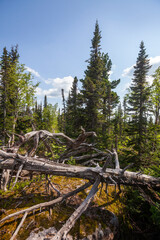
xmin=0 ymin=151 xmax=159 ymax=189
xmin=1 ymin=129 xmax=160 ymax=240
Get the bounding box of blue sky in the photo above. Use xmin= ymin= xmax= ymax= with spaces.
xmin=1 ymin=0 xmax=160 ymax=107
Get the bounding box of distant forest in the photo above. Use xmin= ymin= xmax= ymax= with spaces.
xmin=0 ymin=21 xmax=160 ymax=177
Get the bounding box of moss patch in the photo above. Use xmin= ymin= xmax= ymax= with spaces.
xmin=0 ymin=175 xmax=125 ymax=240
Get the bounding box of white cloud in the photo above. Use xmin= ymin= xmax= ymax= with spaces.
xmin=109 ymin=70 xmax=113 ymax=76
xmin=25 ymin=66 xmax=41 ymax=78
xmin=36 ymin=76 xmax=74 ymax=98
xmin=25 ymin=65 xmax=74 ymax=100
xmin=150 ymin=56 xmax=160 ymax=65
xmin=36 ymin=87 xmax=43 ymax=96
xmin=122 ymin=56 xmax=160 ymax=78
xmin=122 ymin=65 xmax=135 ymax=77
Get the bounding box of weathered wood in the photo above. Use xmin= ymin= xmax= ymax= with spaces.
xmin=52 ymin=153 xmax=110 ymax=240
xmin=10 ymin=212 xmax=28 ymax=240
xmin=1 ymin=129 xmax=160 ymax=240
xmin=11 ymin=163 xmax=24 ymax=189
xmin=53 ymin=176 xmax=101 ymax=240
xmin=113 ymin=148 xmax=120 ymax=169
xmin=0 ymin=182 xmax=91 ymax=224
xmin=6 ymin=129 xmax=97 ymax=155
xmin=0 ymin=169 xmax=10 ymax=191
xmin=0 ymin=152 xmax=159 ymax=189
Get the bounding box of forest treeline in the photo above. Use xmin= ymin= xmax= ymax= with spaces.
xmin=59 ymin=21 xmax=160 ymax=175
xmin=0 ymin=21 xmax=160 ymax=175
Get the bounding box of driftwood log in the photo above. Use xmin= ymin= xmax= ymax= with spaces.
xmin=0 ymin=129 xmax=160 ymax=240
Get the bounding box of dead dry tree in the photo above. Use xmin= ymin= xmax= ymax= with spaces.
xmin=0 ymin=129 xmax=160 ymax=240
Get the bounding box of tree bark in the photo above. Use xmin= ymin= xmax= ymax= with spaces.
xmin=0 ymin=151 xmax=159 ymax=189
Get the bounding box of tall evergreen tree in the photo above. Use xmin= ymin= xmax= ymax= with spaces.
xmin=151 ymin=66 xmax=160 ymax=125
xmin=0 ymin=46 xmax=38 ymax=144
xmin=61 ymin=89 xmax=66 ymax=133
xmin=65 ymin=76 xmax=83 ymax=137
xmin=127 ymin=41 xmax=151 ymax=164
xmin=113 ymin=103 xmax=123 ymax=150
xmin=33 ymin=101 xmax=43 ymax=130
xmin=101 ymin=53 xmax=120 ymax=147
xmin=44 ymin=95 xmax=47 ymax=108
xmin=66 ymin=77 xmax=78 ymax=135
xmin=81 ymin=20 xmax=104 ymax=132
xmin=0 ymin=47 xmax=10 ymax=143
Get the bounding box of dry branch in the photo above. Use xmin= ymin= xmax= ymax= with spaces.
xmin=1 ymin=129 xmax=160 ymax=239
xmin=0 ymin=151 xmax=159 ymax=189
xmin=52 ymin=153 xmax=109 ymax=240
xmin=10 ymin=212 xmax=28 ymax=240
xmin=53 ymin=176 xmax=101 ymax=240
xmin=0 ymin=182 xmax=91 ymax=224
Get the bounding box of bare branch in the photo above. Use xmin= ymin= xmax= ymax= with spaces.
xmin=0 ymin=182 xmax=91 ymax=224
xmin=10 ymin=212 xmax=28 ymax=240
xmin=53 ymin=176 xmax=101 ymax=240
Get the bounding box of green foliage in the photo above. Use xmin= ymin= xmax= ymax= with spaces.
xmin=65 ymin=21 xmax=120 ymax=147
xmin=33 ymin=97 xmax=59 ymax=132
xmin=125 ymin=41 xmax=152 ymax=166
xmin=151 ymin=66 xmax=160 ymax=125
xmin=12 ymin=179 xmax=31 ymax=192
xmin=120 ymin=187 xmax=160 ymax=236
xmin=66 ymin=77 xmax=82 ymax=137
xmin=150 ymin=203 xmax=160 ymax=227
xmin=0 ymin=45 xmax=38 ymax=142
xmin=80 ymin=21 xmax=104 ymax=132
xmin=42 ymin=103 xmax=58 ymax=132
xmin=141 ymin=164 xmax=160 ymax=178
xmin=50 ymin=143 xmax=66 ymax=160
xmin=67 ymin=156 xmax=76 ymax=165
xmin=124 ymin=188 xmax=145 ymax=215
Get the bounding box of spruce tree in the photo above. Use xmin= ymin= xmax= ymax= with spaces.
xmin=44 ymin=95 xmax=47 ymax=108
xmin=0 ymin=47 xmax=10 ymax=143
xmin=33 ymin=102 xmax=43 ymax=130
xmin=61 ymin=89 xmax=66 ymax=133
xmin=66 ymin=76 xmax=83 ymax=137
xmin=81 ymin=20 xmax=103 ymax=132
xmin=101 ymin=53 xmax=120 ymax=147
xmin=151 ymin=66 xmax=160 ymax=124
xmin=0 ymin=46 xmax=38 ymax=144
xmin=113 ymin=103 xmax=123 ymax=150
xmin=127 ymin=41 xmax=151 ymax=164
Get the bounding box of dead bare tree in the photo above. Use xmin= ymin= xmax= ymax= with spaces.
xmin=0 ymin=129 xmax=160 ymax=240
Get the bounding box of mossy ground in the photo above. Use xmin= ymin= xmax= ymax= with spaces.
xmin=0 ymin=175 xmax=126 ymax=239
xmin=1 ymin=175 xmax=158 ymax=240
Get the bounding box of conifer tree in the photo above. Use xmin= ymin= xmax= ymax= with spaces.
xmin=33 ymin=102 xmax=43 ymax=130
xmin=101 ymin=53 xmax=120 ymax=147
xmin=0 ymin=47 xmax=10 ymax=143
xmin=0 ymin=46 xmax=38 ymax=144
xmin=81 ymin=20 xmax=103 ymax=132
xmin=44 ymin=95 xmax=47 ymax=108
xmin=127 ymin=41 xmax=151 ymax=164
xmin=61 ymin=89 xmax=66 ymax=133
xmin=151 ymin=66 xmax=160 ymax=125
xmin=148 ymin=67 xmax=160 ymax=154
xmin=65 ymin=76 xmax=83 ymax=137
xmin=113 ymin=103 xmax=123 ymax=150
